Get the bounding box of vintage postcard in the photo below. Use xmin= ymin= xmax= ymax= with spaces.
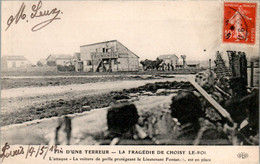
xmin=1 ymin=0 xmax=259 ymax=164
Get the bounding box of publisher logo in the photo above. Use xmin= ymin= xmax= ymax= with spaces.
xmin=237 ymin=152 xmax=249 ymax=159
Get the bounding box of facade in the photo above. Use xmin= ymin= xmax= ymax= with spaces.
xmin=158 ymin=54 xmax=179 ymax=70
xmin=1 ymin=56 xmax=31 ymax=71
xmin=46 ymin=54 xmax=72 ymax=66
xmin=80 ymin=40 xmax=139 ymax=72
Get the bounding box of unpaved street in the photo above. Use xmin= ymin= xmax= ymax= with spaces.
xmin=1 ymin=78 xmax=184 ymax=99
xmin=1 ymin=75 xmax=192 ymax=145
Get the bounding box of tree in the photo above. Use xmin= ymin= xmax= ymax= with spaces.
xmin=37 ymin=61 xmax=43 ymax=67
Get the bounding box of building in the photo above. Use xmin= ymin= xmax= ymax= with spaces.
xmin=37 ymin=59 xmax=47 ymax=66
xmin=72 ymin=52 xmax=83 ymax=72
xmin=176 ymin=61 xmax=200 ymax=69
xmin=158 ymin=54 xmax=179 ymax=70
xmin=1 ymin=55 xmax=31 ymax=71
xmin=80 ymin=40 xmax=139 ymax=72
xmin=46 ymin=54 xmax=72 ymax=66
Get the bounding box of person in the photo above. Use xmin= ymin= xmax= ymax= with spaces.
xmin=106 ymin=102 xmax=139 ymax=139
xmin=170 ymin=90 xmax=230 ymax=145
xmin=224 ymin=88 xmax=259 ymax=145
xmin=105 ymin=102 xmax=151 ymax=145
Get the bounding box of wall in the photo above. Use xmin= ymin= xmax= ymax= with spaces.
xmin=56 ymin=59 xmax=71 ymax=66
xmin=247 ymin=67 xmax=259 ymax=87
xmin=117 ymin=41 xmax=139 ymax=71
xmin=7 ymin=60 xmax=30 ymax=68
xmin=80 ymin=41 xmax=139 ymax=72
xmin=158 ymin=55 xmax=179 ymax=68
xmin=80 ymin=41 xmax=117 ymax=61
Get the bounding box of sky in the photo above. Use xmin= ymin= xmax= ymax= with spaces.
xmin=1 ymin=1 xmax=259 ymax=64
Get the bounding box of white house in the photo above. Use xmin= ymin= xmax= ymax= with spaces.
xmin=1 ymin=55 xmax=31 ymax=71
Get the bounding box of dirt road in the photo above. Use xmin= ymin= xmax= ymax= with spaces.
xmin=1 ymin=75 xmax=191 ymax=145
xmin=1 ymin=78 xmax=181 ymax=99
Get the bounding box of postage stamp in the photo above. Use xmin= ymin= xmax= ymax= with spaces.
xmin=223 ymin=2 xmax=257 ymax=44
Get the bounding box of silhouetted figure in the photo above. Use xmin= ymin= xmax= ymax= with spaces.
xmin=170 ymin=90 xmax=230 ymax=145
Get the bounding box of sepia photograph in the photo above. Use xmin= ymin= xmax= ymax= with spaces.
xmin=1 ymin=0 xmax=259 ymax=163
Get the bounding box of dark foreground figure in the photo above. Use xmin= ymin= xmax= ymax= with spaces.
xmin=170 ymin=90 xmax=230 ymax=145
xmin=102 ymin=88 xmax=258 ymax=145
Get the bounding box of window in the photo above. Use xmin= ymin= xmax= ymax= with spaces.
xmin=102 ymin=47 xmax=110 ymax=53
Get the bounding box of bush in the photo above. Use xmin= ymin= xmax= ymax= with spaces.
xmin=37 ymin=61 xmax=43 ymax=66
xmin=57 ymin=65 xmax=75 ymax=72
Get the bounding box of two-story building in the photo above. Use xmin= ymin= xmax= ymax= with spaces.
xmin=80 ymin=40 xmax=139 ymax=72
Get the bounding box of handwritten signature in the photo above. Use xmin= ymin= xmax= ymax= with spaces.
xmin=0 ymin=142 xmax=61 ymax=163
xmin=5 ymin=0 xmax=63 ymax=32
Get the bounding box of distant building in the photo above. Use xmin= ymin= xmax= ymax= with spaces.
xmin=80 ymin=40 xmax=139 ymax=72
xmin=37 ymin=59 xmax=47 ymax=66
xmin=248 ymin=56 xmax=259 ymax=68
xmin=187 ymin=63 xmax=200 ymax=69
xmin=176 ymin=61 xmax=200 ymax=69
xmin=72 ymin=52 xmax=83 ymax=72
xmin=46 ymin=54 xmax=72 ymax=66
xmin=247 ymin=56 xmax=259 ymax=87
xmin=73 ymin=53 xmax=81 ymax=61
xmin=158 ymin=54 xmax=179 ymax=70
xmin=1 ymin=55 xmax=31 ymax=71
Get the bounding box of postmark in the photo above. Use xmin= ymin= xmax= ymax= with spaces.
xmin=223 ymin=2 xmax=257 ymax=44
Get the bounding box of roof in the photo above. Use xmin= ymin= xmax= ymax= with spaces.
xmin=117 ymin=41 xmax=139 ymax=58
xmin=56 ymin=54 xmax=72 ymax=59
xmin=2 ymin=55 xmax=27 ymax=60
xmin=47 ymin=54 xmax=72 ymax=60
xmin=80 ymin=40 xmax=140 ymax=58
xmin=158 ymin=54 xmax=179 ymax=59
xmin=80 ymin=40 xmax=117 ymax=47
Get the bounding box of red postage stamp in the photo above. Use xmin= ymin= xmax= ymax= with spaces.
xmin=223 ymin=2 xmax=257 ymax=44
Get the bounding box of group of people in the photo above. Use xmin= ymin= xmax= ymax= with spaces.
xmin=105 ymin=69 xmax=259 ymax=145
